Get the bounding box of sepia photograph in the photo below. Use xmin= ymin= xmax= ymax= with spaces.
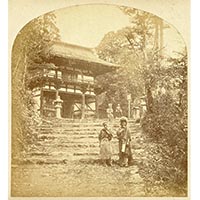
xmin=10 ymin=1 xmax=189 ymax=198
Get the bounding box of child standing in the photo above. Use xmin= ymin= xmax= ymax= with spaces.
xmin=116 ymin=117 xmax=133 ymax=167
xmin=98 ymin=122 xmax=113 ymax=166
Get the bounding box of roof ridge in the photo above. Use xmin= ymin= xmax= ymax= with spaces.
xmin=47 ymin=41 xmax=120 ymax=69
xmin=52 ymin=41 xmax=94 ymax=52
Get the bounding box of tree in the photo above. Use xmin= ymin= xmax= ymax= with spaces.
xmin=96 ymin=7 xmax=188 ymax=192
xmin=12 ymin=11 xmax=60 ymax=162
xmin=121 ymin=7 xmax=188 ymax=188
xmin=141 ymin=51 xmax=188 ymax=189
xmin=120 ymin=7 xmax=169 ymax=112
xmin=12 ymin=12 xmax=60 ymax=86
xmin=96 ymin=29 xmax=144 ymax=116
xmin=96 ymin=8 xmax=167 ymax=115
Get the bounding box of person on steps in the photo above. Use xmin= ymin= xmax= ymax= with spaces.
xmin=116 ymin=116 xmax=133 ymax=167
xmin=106 ymin=103 xmax=114 ymax=122
xmin=115 ymin=104 xmax=123 ymax=118
xmin=98 ymin=122 xmax=113 ymax=166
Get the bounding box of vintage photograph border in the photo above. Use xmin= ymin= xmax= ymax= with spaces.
xmin=7 ymin=0 xmax=190 ymax=199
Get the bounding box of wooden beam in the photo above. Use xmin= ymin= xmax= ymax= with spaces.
xmin=81 ymin=92 xmax=86 ymax=120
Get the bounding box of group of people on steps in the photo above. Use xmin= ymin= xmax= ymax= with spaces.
xmin=98 ymin=116 xmax=133 ymax=167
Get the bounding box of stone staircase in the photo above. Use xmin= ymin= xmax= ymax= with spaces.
xmin=26 ymin=118 xmax=143 ymax=164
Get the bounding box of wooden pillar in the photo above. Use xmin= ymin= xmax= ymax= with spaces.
xmin=81 ymin=68 xmax=87 ymax=120
xmin=54 ymin=95 xmax=63 ymax=119
xmin=55 ymin=89 xmax=59 ymax=99
xmin=93 ymin=74 xmax=98 ymax=119
xmin=127 ymin=94 xmax=132 ymax=119
xmin=95 ymin=95 xmax=99 ymax=119
xmin=81 ymin=91 xmax=86 ymax=120
xmin=40 ymin=88 xmax=44 ymax=116
xmin=81 ymin=69 xmax=84 ymax=82
xmin=55 ymin=69 xmax=59 ymax=99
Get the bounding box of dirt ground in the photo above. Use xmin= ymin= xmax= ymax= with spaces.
xmin=11 ymin=158 xmax=186 ymax=197
xmin=11 ymin=159 xmax=145 ymax=197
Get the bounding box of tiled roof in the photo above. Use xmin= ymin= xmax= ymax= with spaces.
xmin=46 ymin=41 xmax=119 ymax=73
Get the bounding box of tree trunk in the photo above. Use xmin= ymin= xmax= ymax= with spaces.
xmin=145 ymin=84 xmax=153 ymax=113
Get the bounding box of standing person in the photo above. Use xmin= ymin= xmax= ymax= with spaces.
xmin=115 ymin=104 xmax=123 ymax=118
xmin=106 ymin=103 xmax=114 ymax=122
xmin=98 ymin=122 xmax=113 ymax=166
xmin=116 ymin=117 xmax=133 ymax=167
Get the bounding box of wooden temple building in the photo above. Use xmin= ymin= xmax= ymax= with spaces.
xmin=31 ymin=41 xmax=119 ymax=119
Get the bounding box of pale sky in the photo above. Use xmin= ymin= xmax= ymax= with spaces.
xmin=54 ymin=5 xmax=130 ymax=48
xmin=54 ymin=4 xmax=185 ymax=54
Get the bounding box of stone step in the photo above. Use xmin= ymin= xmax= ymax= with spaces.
xmin=36 ymin=139 xmax=114 ymax=147
xmin=36 ymin=137 xmax=143 ymax=146
xmin=27 ymin=151 xmax=143 ymax=165
xmin=66 ymin=124 xmax=136 ymax=128
xmin=51 ymin=122 xmax=137 ymax=127
xmin=37 ymin=131 xmax=140 ymax=138
xmin=37 ymin=137 xmax=142 ymax=144
xmin=39 ymin=126 xmax=139 ymax=132
xmin=29 ymin=146 xmax=143 ymax=157
xmin=29 ymin=143 xmax=143 ymax=157
xmin=27 ymin=150 xmax=96 ymax=157
xmin=35 ymin=129 xmax=142 ymax=140
xmin=42 ymin=126 xmax=138 ymax=132
xmin=35 ymin=125 xmax=139 ymax=134
xmin=30 ymin=150 xmax=102 ymax=157
xmin=27 ymin=118 xmax=142 ymax=162
xmin=35 ymin=134 xmax=143 ymax=144
xmin=37 ymin=130 xmax=139 ymax=137
xmin=41 ymin=117 xmax=137 ymax=124
xmin=25 ymin=154 xmax=99 ymax=164
xmin=54 ymin=118 xmax=136 ymax=121
xmin=37 ymin=125 xmax=138 ymax=131
xmin=28 ymin=150 xmax=124 ymax=158
xmin=26 ymin=146 xmax=144 ymax=163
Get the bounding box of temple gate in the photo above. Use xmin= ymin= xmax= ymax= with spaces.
xmin=30 ymin=41 xmax=119 ymax=119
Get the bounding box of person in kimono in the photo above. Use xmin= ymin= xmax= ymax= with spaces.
xmin=98 ymin=122 xmax=113 ymax=166
xmin=116 ymin=116 xmax=133 ymax=167
xmin=115 ymin=104 xmax=123 ymax=118
xmin=106 ymin=103 xmax=114 ymax=122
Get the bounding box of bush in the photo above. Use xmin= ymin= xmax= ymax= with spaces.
xmin=12 ymin=79 xmax=39 ymax=163
xmin=141 ymin=93 xmax=187 ymax=192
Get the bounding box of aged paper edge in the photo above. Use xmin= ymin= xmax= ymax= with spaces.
xmin=8 ymin=0 xmax=190 ymax=199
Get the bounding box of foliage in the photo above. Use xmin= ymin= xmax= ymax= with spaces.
xmin=96 ymin=29 xmax=141 ymax=116
xmin=141 ymin=52 xmax=188 ymax=191
xmin=12 ymin=12 xmax=60 ymax=162
xmin=12 ymin=12 xmax=60 ymax=87
xmin=97 ymin=6 xmax=188 ymax=193
xmin=96 ymin=8 xmax=167 ymax=115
